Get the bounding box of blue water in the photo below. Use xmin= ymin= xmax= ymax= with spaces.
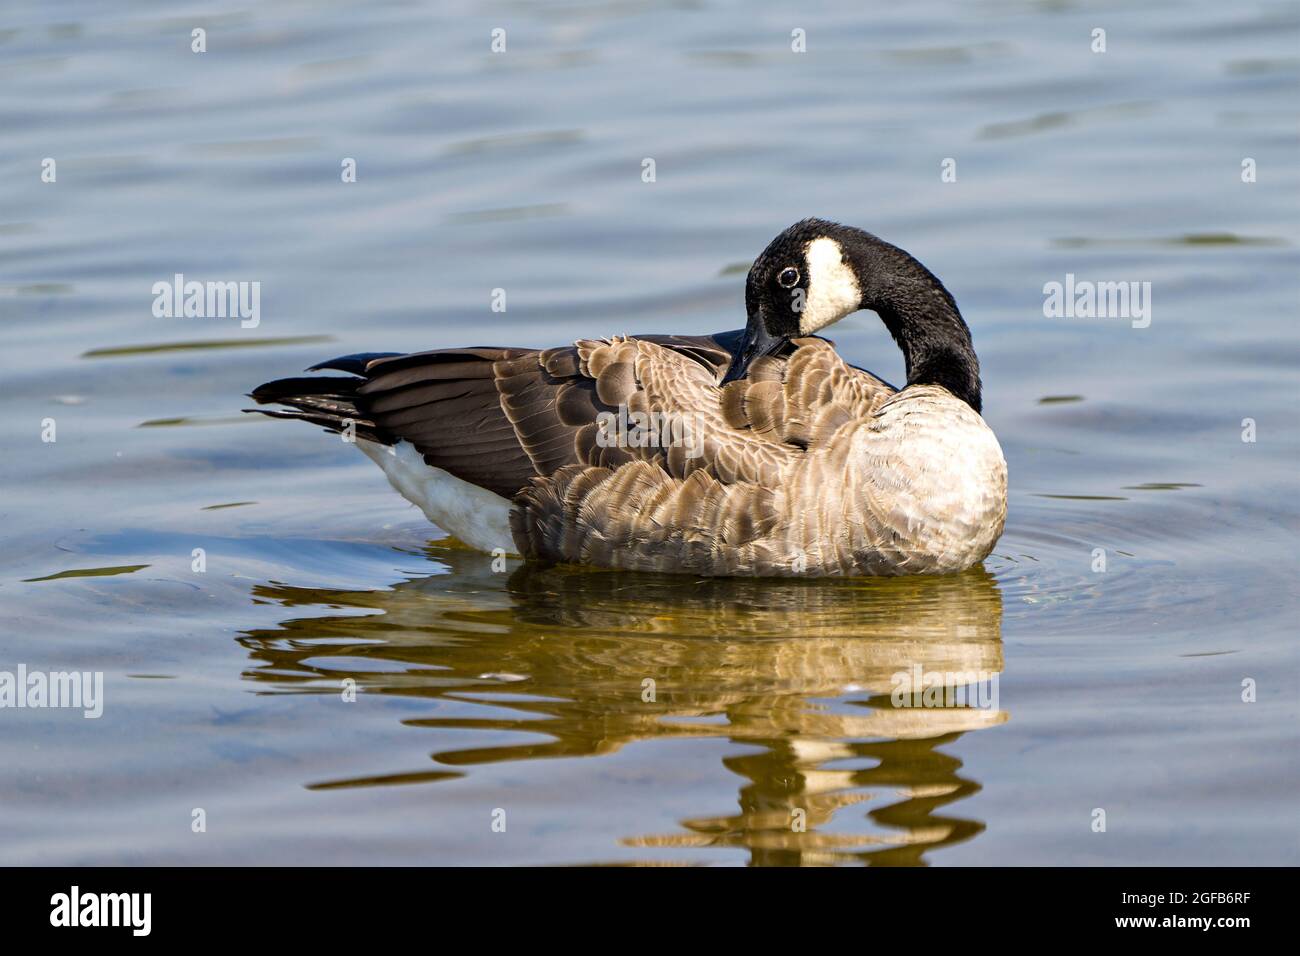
xmin=1 ymin=0 xmax=1297 ymax=864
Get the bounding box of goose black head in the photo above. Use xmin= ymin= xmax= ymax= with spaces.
xmin=722 ymin=218 xmax=982 ymax=414
xmin=723 ymin=218 xmax=873 ymax=384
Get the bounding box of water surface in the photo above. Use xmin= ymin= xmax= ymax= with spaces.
xmin=1 ymin=0 xmax=1297 ymax=865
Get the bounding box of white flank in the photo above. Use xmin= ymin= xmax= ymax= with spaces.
xmin=357 ymin=440 xmax=517 ymax=554
xmin=799 ymin=236 xmax=862 ymax=335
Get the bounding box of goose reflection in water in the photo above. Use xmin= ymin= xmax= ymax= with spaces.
xmin=237 ymin=545 xmax=1006 ymax=866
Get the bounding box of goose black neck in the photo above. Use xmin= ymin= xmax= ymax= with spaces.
xmin=855 ymin=239 xmax=983 ymax=413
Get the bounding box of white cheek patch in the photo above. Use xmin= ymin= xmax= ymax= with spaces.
xmin=799 ymin=237 xmax=861 ymax=335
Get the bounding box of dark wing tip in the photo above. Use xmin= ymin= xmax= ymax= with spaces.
xmin=306 ymin=352 xmax=404 ymax=375
xmin=249 ymin=374 xmax=365 ymax=405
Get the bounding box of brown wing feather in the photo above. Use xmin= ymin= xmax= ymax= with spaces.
xmin=719 ymin=337 xmax=895 ymax=449
xmin=338 ymin=332 xmax=753 ymax=499
xmin=511 ymin=335 xmax=901 ymax=574
xmin=253 ymin=333 xmax=900 ymax=575
xmin=352 ymin=349 xmax=538 ymax=498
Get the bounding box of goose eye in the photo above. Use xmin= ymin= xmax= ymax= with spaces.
xmin=777 ymin=267 xmax=800 ymax=288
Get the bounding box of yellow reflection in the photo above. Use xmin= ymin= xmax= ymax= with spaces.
xmin=238 ymin=547 xmax=1006 ymax=866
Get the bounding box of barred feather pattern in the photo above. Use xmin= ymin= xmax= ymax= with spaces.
xmin=511 ymin=337 xmax=1006 ymax=577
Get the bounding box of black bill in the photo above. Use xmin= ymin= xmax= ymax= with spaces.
xmin=719 ymin=322 xmax=788 ymax=385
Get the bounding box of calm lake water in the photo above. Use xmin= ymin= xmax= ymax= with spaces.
xmin=1 ymin=1 xmax=1297 ymax=865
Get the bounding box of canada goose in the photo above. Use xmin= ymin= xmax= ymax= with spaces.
xmin=250 ymin=219 xmax=1007 ymax=576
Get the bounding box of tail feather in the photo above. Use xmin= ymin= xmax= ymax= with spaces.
xmin=306 ymin=352 xmax=403 ymax=375
xmin=245 ymin=372 xmax=392 ymax=443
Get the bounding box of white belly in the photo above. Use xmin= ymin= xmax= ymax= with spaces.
xmin=357 ymin=440 xmax=518 ymax=554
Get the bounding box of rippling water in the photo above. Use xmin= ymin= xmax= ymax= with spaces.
xmin=1 ymin=1 xmax=1297 ymax=864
